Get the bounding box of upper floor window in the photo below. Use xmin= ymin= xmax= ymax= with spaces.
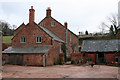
xmin=51 ymin=22 xmax=55 ymax=27
xmin=36 ymin=36 xmax=42 ymax=43
xmin=41 ymin=22 xmax=44 ymax=27
xmin=20 ymin=36 xmax=25 ymax=43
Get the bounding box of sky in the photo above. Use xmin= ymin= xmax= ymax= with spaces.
xmin=0 ymin=0 xmax=119 ymax=35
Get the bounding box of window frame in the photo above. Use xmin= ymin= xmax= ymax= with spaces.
xmin=36 ymin=36 xmax=42 ymax=43
xmin=20 ymin=36 xmax=26 ymax=43
xmin=41 ymin=22 xmax=44 ymax=27
xmin=51 ymin=22 xmax=55 ymax=27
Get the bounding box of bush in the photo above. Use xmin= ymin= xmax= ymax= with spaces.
xmin=54 ymin=58 xmax=59 ymax=65
xmin=75 ymin=59 xmax=79 ymax=64
xmin=59 ymin=57 xmax=64 ymax=65
xmin=71 ymin=60 xmax=75 ymax=64
xmin=67 ymin=57 xmax=71 ymax=61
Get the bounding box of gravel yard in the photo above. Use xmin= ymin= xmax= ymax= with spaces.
xmin=2 ymin=64 xmax=119 ymax=78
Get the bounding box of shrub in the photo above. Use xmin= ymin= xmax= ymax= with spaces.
xmin=59 ymin=57 xmax=64 ymax=65
xmin=71 ymin=60 xmax=75 ymax=64
xmin=54 ymin=58 xmax=59 ymax=65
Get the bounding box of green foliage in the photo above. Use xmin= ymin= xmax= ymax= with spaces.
xmin=61 ymin=43 xmax=67 ymax=62
xmin=0 ymin=21 xmax=14 ymax=36
xmin=3 ymin=36 xmax=13 ymax=46
xmin=54 ymin=58 xmax=59 ymax=65
xmin=59 ymin=57 xmax=64 ymax=65
xmin=67 ymin=57 xmax=71 ymax=61
xmin=85 ymin=30 xmax=88 ymax=35
xmin=71 ymin=60 xmax=75 ymax=64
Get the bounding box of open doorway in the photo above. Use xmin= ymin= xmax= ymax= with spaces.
xmin=98 ymin=53 xmax=105 ymax=63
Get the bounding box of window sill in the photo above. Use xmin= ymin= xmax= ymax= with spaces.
xmin=20 ymin=42 xmax=26 ymax=43
xmin=36 ymin=42 xmax=42 ymax=43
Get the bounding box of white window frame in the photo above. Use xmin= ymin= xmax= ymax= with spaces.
xmin=41 ymin=22 xmax=44 ymax=27
xmin=20 ymin=36 xmax=26 ymax=43
xmin=51 ymin=22 xmax=55 ymax=27
xmin=36 ymin=36 xmax=42 ymax=43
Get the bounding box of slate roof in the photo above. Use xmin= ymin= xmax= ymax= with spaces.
xmin=2 ymin=46 xmax=52 ymax=54
xmin=39 ymin=26 xmax=64 ymax=43
xmin=81 ymin=40 xmax=120 ymax=52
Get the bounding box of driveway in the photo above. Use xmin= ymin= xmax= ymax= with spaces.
xmin=2 ymin=64 xmax=119 ymax=78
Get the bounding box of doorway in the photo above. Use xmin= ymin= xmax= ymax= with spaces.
xmin=98 ymin=53 xmax=105 ymax=63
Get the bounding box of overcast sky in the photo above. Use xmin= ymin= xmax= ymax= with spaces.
xmin=0 ymin=0 xmax=119 ymax=35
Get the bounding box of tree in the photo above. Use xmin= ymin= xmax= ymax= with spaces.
xmin=0 ymin=20 xmax=14 ymax=36
xmin=85 ymin=30 xmax=88 ymax=35
xmin=101 ymin=14 xmax=120 ymax=36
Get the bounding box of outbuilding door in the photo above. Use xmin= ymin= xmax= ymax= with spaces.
xmin=98 ymin=53 xmax=105 ymax=63
xmin=9 ymin=54 xmax=23 ymax=65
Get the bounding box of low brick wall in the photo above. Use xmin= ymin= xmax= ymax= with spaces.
xmin=71 ymin=53 xmax=86 ymax=64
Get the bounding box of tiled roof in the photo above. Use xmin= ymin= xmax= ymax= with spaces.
xmin=39 ymin=26 xmax=64 ymax=43
xmin=81 ymin=39 xmax=120 ymax=52
xmin=2 ymin=46 xmax=52 ymax=54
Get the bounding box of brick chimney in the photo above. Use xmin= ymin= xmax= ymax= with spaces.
xmin=64 ymin=22 xmax=68 ymax=29
xmin=46 ymin=7 xmax=51 ymax=17
xmin=29 ymin=6 xmax=35 ymax=23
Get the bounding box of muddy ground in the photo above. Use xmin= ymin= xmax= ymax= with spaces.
xmin=2 ymin=64 xmax=119 ymax=78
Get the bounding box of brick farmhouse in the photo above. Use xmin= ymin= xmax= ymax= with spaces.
xmin=2 ymin=6 xmax=79 ymax=66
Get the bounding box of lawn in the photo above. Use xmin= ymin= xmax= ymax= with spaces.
xmin=2 ymin=36 xmax=13 ymax=46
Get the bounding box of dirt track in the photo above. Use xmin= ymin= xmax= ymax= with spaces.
xmin=2 ymin=65 xmax=119 ymax=78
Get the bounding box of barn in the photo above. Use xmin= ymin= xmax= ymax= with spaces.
xmin=81 ymin=40 xmax=120 ymax=65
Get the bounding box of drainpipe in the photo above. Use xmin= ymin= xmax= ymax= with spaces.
xmin=59 ymin=42 xmax=62 ymax=53
xmin=66 ymin=28 xmax=68 ymax=57
xmin=43 ymin=54 xmax=46 ymax=67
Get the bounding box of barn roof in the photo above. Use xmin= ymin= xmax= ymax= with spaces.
xmin=2 ymin=46 xmax=52 ymax=54
xmin=39 ymin=26 xmax=64 ymax=43
xmin=81 ymin=39 xmax=120 ymax=52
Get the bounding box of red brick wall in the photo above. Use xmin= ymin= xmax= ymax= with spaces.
xmin=71 ymin=53 xmax=84 ymax=61
xmin=67 ymin=31 xmax=79 ymax=57
xmin=2 ymin=54 xmax=9 ymax=63
xmin=88 ymin=54 xmax=95 ymax=62
xmin=12 ymin=22 xmax=52 ymax=47
xmin=105 ymin=53 xmax=115 ymax=63
xmin=14 ymin=23 xmax=25 ymax=35
xmin=115 ymin=52 xmax=120 ymax=56
xmin=2 ymin=43 xmax=8 ymax=51
xmin=39 ymin=17 xmax=66 ymax=41
xmin=39 ymin=17 xmax=79 ymax=57
xmin=23 ymin=54 xmax=43 ymax=66
xmin=45 ymin=40 xmax=61 ymax=66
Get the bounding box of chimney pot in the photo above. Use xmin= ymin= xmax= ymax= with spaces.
xmin=31 ymin=6 xmax=33 ymax=9
xmin=46 ymin=7 xmax=51 ymax=17
xmin=64 ymin=22 xmax=68 ymax=29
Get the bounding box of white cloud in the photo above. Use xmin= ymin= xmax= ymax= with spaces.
xmin=0 ymin=0 xmax=119 ymax=34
